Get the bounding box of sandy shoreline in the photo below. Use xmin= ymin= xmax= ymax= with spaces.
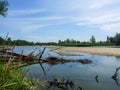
xmin=47 ymin=46 xmax=120 ymax=56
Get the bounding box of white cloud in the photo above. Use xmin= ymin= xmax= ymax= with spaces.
xmin=86 ymin=13 xmax=120 ymax=24
xmin=20 ymin=24 xmax=46 ymax=34
xmin=75 ymin=8 xmax=120 ymax=33
xmin=27 ymin=16 xmax=68 ymax=21
xmin=0 ymin=17 xmax=48 ymax=34
xmin=8 ymin=9 xmax=46 ymax=16
xmin=88 ymin=0 xmax=117 ymax=9
xmin=101 ymin=22 xmax=120 ymax=32
xmin=25 ymin=35 xmax=45 ymax=42
xmin=43 ymin=0 xmax=119 ymax=13
xmin=1 ymin=0 xmax=120 ymax=42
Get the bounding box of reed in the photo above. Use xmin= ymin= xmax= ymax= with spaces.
xmin=0 ymin=58 xmax=38 ymax=90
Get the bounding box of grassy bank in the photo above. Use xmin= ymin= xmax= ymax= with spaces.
xmin=0 ymin=59 xmax=38 ymax=90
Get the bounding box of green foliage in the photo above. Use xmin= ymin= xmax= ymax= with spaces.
xmin=0 ymin=36 xmax=5 ymax=45
xmin=13 ymin=39 xmax=34 ymax=46
xmin=0 ymin=59 xmax=38 ymax=90
xmin=6 ymin=37 xmax=12 ymax=45
xmin=0 ymin=0 xmax=8 ymax=17
xmin=114 ymin=33 xmax=120 ymax=45
xmin=0 ymin=36 xmax=35 ymax=46
xmin=107 ymin=33 xmax=120 ymax=45
xmin=1 ymin=33 xmax=120 ymax=46
xmin=90 ymin=36 xmax=96 ymax=44
xmin=58 ymin=39 xmax=80 ymax=45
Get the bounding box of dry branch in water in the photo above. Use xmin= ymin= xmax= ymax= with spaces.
xmin=47 ymin=77 xmax=75 ymax=89
xmin=46 ymin=56 xmax=92 ymax=64
xmin=39 ymin=47 xmax=46 ymax=59
xmin=47 ymin=77 xmax=83 ymax=90
xmin=112 ymin=67 xmax=120 ymax=80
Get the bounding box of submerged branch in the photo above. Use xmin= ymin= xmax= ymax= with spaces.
xmin=112 ymin=67 xmax=120 ymax=80
xmin=112 ymin=66 xmax=120 ymax=86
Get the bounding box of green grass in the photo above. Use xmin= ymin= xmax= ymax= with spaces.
xmin=0 ymin=58 xmax=38 ymax=90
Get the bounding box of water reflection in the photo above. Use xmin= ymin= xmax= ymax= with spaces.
xmin=14 ymin=46 xmax=120 ymax=90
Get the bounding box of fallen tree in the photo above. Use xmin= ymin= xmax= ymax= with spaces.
xmin=0 ymin=47 xmax=92 ymax=67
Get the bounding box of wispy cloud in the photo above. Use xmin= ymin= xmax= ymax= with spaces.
xmin=1 ymin=0 xmax=120 ymax=42
xmin=8 ymin=9 xmax=46 ymax=16
xmin=101 ymin=22 xmax=120 ymax=32
xmin=75 ymin=8 xmax=120 ymax=33
xmin=88 ymin=0 xmax=117 ymax=9
xmin=19 ymin=24 xmax=46 ymax=34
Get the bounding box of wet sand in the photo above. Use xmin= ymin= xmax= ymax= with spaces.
xmin=48 ymin=46 xmax=120 ymax=56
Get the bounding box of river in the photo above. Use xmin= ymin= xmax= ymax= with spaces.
xmin=13 ymin=46 xmax=120 ymax=90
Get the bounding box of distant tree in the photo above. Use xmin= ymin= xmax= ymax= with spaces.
xmin=76 ymin=41 xmax=80 ymax=44
xmin=58 ymin=40 xmax=62 ymax=44
xmin=6 ymin=37 xmax=12 ymax=45
xmin=0 ymin=36 xmax=5 ymax=45
xmin=90 ymin=36 xmax=96 ymax=44
xmin=106 ymin=36 xmax=110 ymax=43
xmin=65 ymin=39 xmax=70 ymax=44
xmin=71 ymin=39 xmax=76 ymax=44
xmin=0 ymin=0 xmax=8 ymax=17
xmin=109 ymin=37 xmax=115 ymax=44
xmin=114 ymin=33 xmax=120 ymax=45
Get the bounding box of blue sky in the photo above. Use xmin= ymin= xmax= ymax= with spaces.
xmin=0 ymin=0 xmax=120 ymax=42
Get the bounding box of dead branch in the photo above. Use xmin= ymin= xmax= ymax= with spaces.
xmin=25 ymin=51 xmax=36 ymax=61
xmin=112 ymin=67 xmax=120 ymax=80
xmin=35 ymin=49 xmax=41 ymax=57
xmin=39 ymin=47 xmax=46 ymax=59
xmin=47 ymin=77 xmax=75 ymax=89
xmin=46 ymin=57 xmax=92 ymax=64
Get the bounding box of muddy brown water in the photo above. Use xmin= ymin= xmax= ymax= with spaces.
xmin=13 ymin=46 xmax=120 ymax=90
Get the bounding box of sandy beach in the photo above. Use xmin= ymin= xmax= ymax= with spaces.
xmin=48 ymin=46 xmax=120 ymax=56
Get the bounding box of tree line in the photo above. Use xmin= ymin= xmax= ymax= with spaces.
xmin=0 ymin=33 xmax=120 ymax=46
xmin=57 ymin=33 xmax=120 ymax=46
xmin=106 ymin=33 xmax=120 ymax=45
xmin=0 ymin=37 xmax=34 ymax=46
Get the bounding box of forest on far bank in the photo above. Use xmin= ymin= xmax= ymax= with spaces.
xmin=0 ymin=33 xmax=120 ymax=47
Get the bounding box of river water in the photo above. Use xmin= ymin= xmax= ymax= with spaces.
xmin=13 ymin=46 xmax=120 ymax=90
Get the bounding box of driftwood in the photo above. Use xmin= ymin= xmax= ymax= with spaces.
xmin=0 ymin=50 xmax=39 ymax=62
xmin=0 ymin=50 xmax=92 ymax=65
xmin=0 ymin=50 xmax=21 ymax=56
xmin=39 ymin=47 xmax=46 ymax=59
xmin=0 ymin=47 xmax=92 ymax=66
xmin=47 ymin=77 xmax=83 ymax=90
xmin=47 ymin=77 xmax=75 ymax=89
xmin=112 ymin=67 xmax=120 ymax=86
xmin=46 ymin=56 xmax=92 ymax=64
xmin=112 ymin=67 xmax=120 ymax=80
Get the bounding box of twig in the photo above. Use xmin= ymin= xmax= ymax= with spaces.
xmin=39 ymin=47 xmax=46 ymax=59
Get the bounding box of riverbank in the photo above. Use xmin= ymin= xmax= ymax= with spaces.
xmin=48 ymin=46 xmax=120 ymax=56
